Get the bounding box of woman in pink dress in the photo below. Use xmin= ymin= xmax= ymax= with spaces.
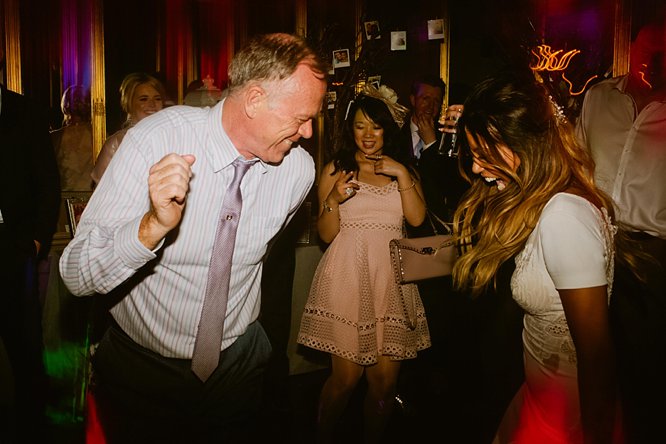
xmin=298 ymin=86 xmax=430 ymax=443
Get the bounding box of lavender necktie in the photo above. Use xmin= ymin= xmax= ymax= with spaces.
xmin=191 ymin=158 xmax=253 ymax=382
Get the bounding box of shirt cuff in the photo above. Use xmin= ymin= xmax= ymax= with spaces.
xmin=114 ymin=216 xmax=163 ymax=269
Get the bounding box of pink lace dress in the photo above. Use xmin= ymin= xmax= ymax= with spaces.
xmin=298 ymin=180 xmax=431 ymax=365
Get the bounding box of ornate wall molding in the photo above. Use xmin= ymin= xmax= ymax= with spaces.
xmin=3 ymin=0 xmax=22 ymax=93
xmin=91 ymin=0 xmax=106 ymax=160
xmin=613 ymin=0 xmax=631 ymax=77
xmin=440 ymin=2 xmax=451 ymax=109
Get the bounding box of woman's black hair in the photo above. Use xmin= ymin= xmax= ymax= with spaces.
xmin=332 ymin=94 xmax=414 ymax=176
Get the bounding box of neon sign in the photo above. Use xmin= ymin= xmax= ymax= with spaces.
xmin=530 ymin=44 xmax=597 ymax=96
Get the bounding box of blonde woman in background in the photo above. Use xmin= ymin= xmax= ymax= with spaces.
xmin=91 ymin=72 xmax=166 ymax=184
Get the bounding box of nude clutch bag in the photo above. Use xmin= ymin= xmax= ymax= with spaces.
xmin=389 ymin=234 xmax=457 ymax=284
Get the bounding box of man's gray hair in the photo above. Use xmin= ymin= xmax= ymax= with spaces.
xmin=228 ymin=33 xmax=328 ymax=94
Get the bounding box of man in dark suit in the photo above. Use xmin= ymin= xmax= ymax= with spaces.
xmin=0 ymin=46 xmax=61 ymax=442
xmin=401 ymin=76 xmax=467 ymax=232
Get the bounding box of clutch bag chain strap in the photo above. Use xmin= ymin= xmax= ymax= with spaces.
xmin=424 ymin=210 xmax=453 ymax=236
xmin=397 ymin=236 xmax=455 ymax=256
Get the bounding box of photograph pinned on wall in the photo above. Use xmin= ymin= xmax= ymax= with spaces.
xmin=326 ymin=91 xmax=337 ymax=109
xmin=364 ymin=21 xmax=381 ymax=40
xmin=332 ymin=49 xmax=351 ymax=68
xmin=390 ymin=31 xmax=407 ymax=51
xmin=427 ymin=19 xmax=445 ymax=40
xmin=367 ymin=75 xmax=381 ymax=89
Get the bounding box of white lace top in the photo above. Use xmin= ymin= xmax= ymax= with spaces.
xmin=511 ymin=193 xmax=615 ymax=377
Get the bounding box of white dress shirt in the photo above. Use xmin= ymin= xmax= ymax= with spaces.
xmin=576 ymin=75 xmax=666 ymax=239
xmin=410 ymin=119 xmax=436 ymax=159
xmin=60 ymin=100 xmax=315 ymax=358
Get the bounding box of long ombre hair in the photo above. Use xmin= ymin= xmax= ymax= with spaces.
xmin=452 ymin=70 xmax=619 ymax=296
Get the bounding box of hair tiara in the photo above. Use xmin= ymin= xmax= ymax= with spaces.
xmin=548 ymin=95 xmax=567 ymax=125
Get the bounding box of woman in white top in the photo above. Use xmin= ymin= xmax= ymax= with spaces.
xmin=450 ymin=70 xmax=637 ymax=443
xmin=91 ymin=72 xmax=166 ymax=184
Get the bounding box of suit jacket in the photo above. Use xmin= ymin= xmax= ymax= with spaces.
xmin=0 ymin=85 xmax=61 ymax=260
xmin=400 ymin=115 xmax=469 ymax=237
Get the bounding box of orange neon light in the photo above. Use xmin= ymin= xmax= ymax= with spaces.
xmin=638 ymin=64 xmax=653 ymax=88
xmin=530 ymin=45 xmax=581 ymax=71
xmin=530 ymin=44 xmax=597 ymax=96
xmin=562 ymin=73 xmax=598 ymax=96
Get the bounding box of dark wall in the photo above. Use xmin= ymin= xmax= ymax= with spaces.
xmin=244 ymin=0 xmax=296 ymax=37
xmin=9 ymin=0 xmax=660 ymax=137
xmin=17 ymin=0 xmax=62 ymax=128
xmin=103 ymin=0 xmax=163 ymax=134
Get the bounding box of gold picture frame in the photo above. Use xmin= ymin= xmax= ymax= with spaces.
xmin=53 ymin=192 xmax=92 ymax=240
xmin=65 ymin=195 xmax=91 ymax=236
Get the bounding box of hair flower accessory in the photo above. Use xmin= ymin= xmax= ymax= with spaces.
xmin=360 ymin=83 xmax=409 ymax=128
xmin=378 ymin=85 xmax=398 ymax=104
